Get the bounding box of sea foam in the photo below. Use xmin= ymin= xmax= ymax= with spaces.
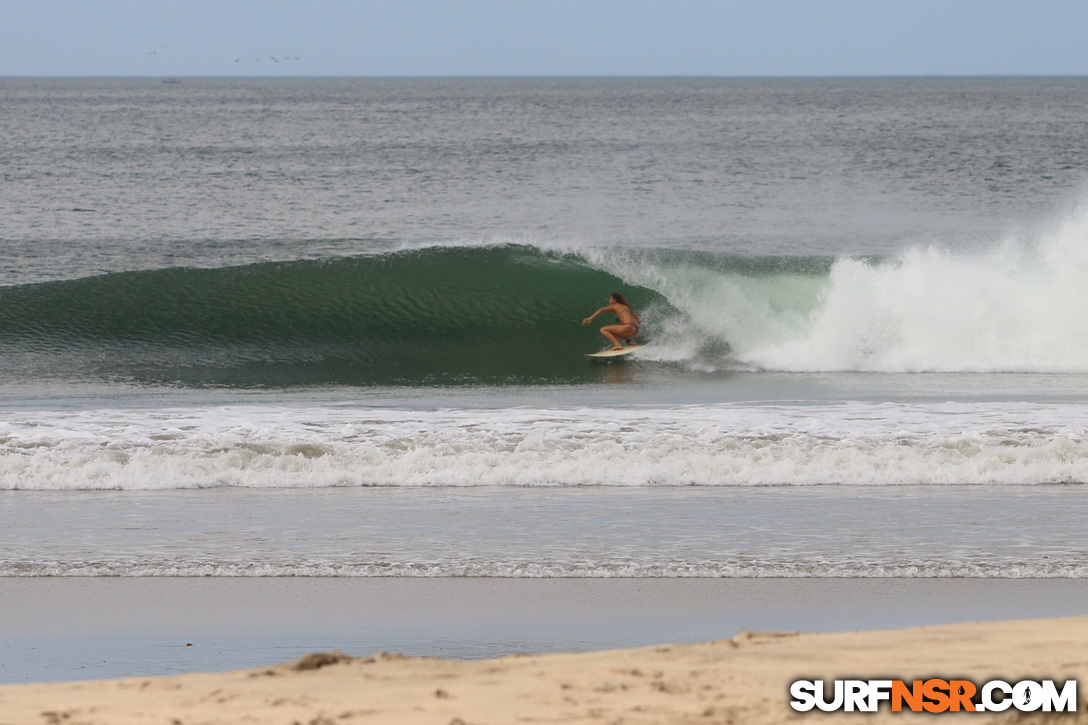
xmin=596 ymin=205 xmax=1088 ymax=373
xmin=3 ymin=402 xmax=1087 ymax=490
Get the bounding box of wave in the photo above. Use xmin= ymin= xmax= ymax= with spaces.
xmin=5 ymin=208 xmax=1088 ymax=387
xmin=4 ymin=402 xmax=1088 ymax=490
xmin=594 ymin=207 xmax=1088 ymax=373
xmin=0 ymin=245 xmax=670 ymax=386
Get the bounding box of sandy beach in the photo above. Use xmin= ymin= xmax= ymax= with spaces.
xmin=2 ymin=615 xmax=1087 ymax=724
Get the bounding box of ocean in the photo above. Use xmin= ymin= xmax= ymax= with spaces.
xmin=3 ymin=77 xmax=1088 ymax=678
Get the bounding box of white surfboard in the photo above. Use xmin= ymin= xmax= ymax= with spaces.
xmin=586 ymin=344 xmax=643 ymax=359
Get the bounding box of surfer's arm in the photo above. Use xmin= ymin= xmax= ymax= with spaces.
xmin=582 ymin=305 xmax=612 ymax=325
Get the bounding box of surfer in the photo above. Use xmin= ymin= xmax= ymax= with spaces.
xmin=583 ymin=293 xmax=641 ymax=350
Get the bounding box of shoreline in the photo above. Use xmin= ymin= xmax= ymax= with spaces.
xmin=4 ymin=577 xmax=1088 ymax=685
xmin=3 ymin=614 xmax=1088 ymax=723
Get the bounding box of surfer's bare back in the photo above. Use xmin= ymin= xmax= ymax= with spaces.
xmin=582 ymin=292 xmax=641 ymax=351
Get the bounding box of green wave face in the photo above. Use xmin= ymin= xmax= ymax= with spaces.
xmin=0 ymin=245 xmax=670 ymax=387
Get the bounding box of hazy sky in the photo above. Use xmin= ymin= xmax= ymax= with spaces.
xmin=4 ymin=0 xmax=1088 ymax=77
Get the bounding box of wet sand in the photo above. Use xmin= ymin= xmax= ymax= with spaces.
xmin=3 ymin=577 xmax=1088 ymax=684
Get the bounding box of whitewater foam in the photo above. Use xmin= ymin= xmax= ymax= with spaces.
xmin=7 ymin=560 xmax=1088 ymax=578
xmin=3 ymin=402 xmax=1088 ymax=490
xmin=753 ymin=237 xmax=1088 ymax=372
xmin=586 ymin=207 xmax=1088 ymax=373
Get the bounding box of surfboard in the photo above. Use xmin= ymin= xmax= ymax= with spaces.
xmin=586 ymin=344 xmax=643 ymax=359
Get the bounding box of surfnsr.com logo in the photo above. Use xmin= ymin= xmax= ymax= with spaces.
xmin=790 ymin=679 xmax=1078 ymax=713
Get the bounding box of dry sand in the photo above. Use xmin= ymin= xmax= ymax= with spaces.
xmin=3 ymin=616 xmax=1088 ymax=724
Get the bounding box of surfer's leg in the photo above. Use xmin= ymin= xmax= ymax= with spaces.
xmin=601 ymin=324 xmax=637 ymax=350
xmin=599 ymin=325 xmax=626 ymax=350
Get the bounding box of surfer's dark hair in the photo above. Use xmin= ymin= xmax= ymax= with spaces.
xmin=610 ymin=292 xmax=629 ymax=306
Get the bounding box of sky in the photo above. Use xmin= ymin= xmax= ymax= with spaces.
xmin=3 ymin=0 xmax=1088 ymax=77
